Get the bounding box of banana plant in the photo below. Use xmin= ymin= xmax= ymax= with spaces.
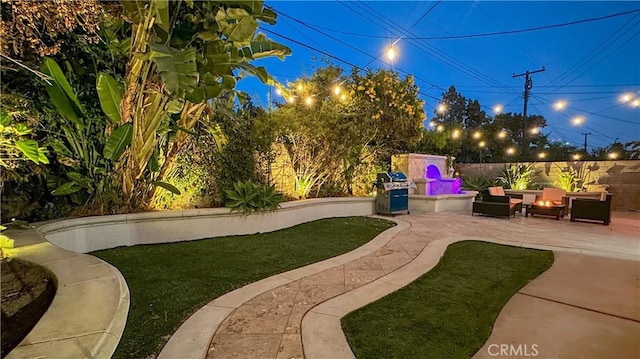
xmin=117 ymin=0 xmax=291 ymax=208
xmin=39 ymin=58 xmax=180 ymax=208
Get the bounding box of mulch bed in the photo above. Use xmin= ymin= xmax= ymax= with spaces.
xmin=1 ymin=258 xmax=56 ymax=356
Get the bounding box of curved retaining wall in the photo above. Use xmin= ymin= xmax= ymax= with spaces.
xmin=8 ymin=197 xmax=375 ymax=358
xmin=40 ymin=197 xmax=376 ymax=253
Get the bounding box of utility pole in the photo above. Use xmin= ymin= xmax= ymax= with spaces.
xmin=582 ymin=132 xmax=591 ymax=152
xmin=513 ymin=67 xmax=545 ymax=156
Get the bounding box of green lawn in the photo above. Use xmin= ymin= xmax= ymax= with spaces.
xmin=92 ymin=216 xmax=394 ymax=359
xmin=342 ymin=241 xmax=554 ymax=359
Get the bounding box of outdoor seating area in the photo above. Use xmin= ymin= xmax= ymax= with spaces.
xmin=473 ymin=187 xmax=612 ymax=224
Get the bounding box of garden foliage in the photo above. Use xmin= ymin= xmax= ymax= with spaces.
xmin=497 ymin=162 xmax=538 ymax=190
xmin=224 ymin=180 xmax=283 ymax=214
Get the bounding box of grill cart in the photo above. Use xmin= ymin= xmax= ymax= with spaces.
xmin=375 ymin=172 xmax=410 ymax=215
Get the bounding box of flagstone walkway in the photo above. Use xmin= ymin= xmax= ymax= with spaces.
xmin=159 ymin=210 xmax=640 ymax=359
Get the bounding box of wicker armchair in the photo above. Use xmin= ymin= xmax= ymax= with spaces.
xmin=570 ymin=194 xmax=613 ymax=225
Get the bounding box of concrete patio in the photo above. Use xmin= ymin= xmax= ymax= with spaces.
xmin=159 ymin=210 xmax=640 ymax=359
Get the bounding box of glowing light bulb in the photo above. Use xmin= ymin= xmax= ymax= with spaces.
xmin=530 ymin=127 xmax=540 ymax=135
xmin=305 ymin=96 xmax=313 ymax=106
xmin=538 ymin=152 xmax=546 ymax=159
xmin=437 ymin=104 xmax=447 ymax=113
xmin=478 ymin=141 xmax=486 ymax=148
xmin=451 ymin=129 xmax=460 ymax=139
xmin=621 ymin=93 xmax=633 ymax=103
xmin=553 ymin=100 xmax=567 ymax=110
xmin=436 ymin=124 xmax=445 ymax=132
xmin=608 ymin=152 xmax=618 ymax=159
xmin=632 ymin=99 xmax=640 ymax=107
xmin=573 ymin=154 xmax=581 ymax=160
xmin=297 ymin=83 xmax=303 ymax=91
xmin=498 ymin=131 xmax=507 ymax=139
xmin=340 ymin=94 xmax=347 ymax=102
xmin=386 ymin=47 xmax=396 ymax=61
xmin=506 ymin=147 xmax=515 ymax=155
xmin=571 ymin=116 xmax=584 ymax=126
xmin=429 ymin=121 xmax=436 ymax=128
xmin=473 ymin=131 xmax=481 ymax=139
xmin=287 ymin=96 xmax=295 ymax=104
xmin=493 ymin=105 xmax=503 ymax=113
xmin=275 ymin=87 xmax=282 ymax=96
xmin=333 ymin=85 xmax=341 ymax=95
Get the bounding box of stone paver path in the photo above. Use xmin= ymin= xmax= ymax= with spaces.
xmin=160 ymin=210 xmax=639 ymax=359
xmin=208 ymin=234 xmax=428 ymax=358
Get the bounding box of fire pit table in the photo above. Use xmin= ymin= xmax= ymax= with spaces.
xmin=525 ymin=202 xmax=566 ymax=220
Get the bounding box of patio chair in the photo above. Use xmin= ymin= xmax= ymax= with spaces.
xmin=537 ymin=187 xmax=569 ymax=216
xmin=472 ymin=194 xmax=519 ymax=219
xmin=571 ymin=193 xmax=613 ymax=225
xmin=488 ymin=186 xmax=523 ymax=212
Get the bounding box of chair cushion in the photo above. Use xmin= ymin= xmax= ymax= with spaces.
xmin=542 ymin=188 xmax=566 ymax=202
xmin=510 ymin=198 xmax=523 ymax=205
xmin=488 ymin=186 xmax=505 ymax=196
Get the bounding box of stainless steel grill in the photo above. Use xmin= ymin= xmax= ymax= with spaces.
xmin=375 ymin=172 xmax=410 ymax=215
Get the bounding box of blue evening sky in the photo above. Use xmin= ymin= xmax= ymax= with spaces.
xmin=237 ymin=1 xmax=640 ymax=150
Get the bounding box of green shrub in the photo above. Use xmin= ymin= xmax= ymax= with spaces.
xmin=224 ymin=180 xmax=283 ymax=214
xmin=461 ymin=175 xmax=495 ymax=192
xmin=553 ymin=165 xmax=585 ymax=192
xmin=497 ymin=163 xmax=538 ymax=190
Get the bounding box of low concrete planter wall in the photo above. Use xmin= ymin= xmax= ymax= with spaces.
xmin=39 ymin=197 xmax=376 ymax=253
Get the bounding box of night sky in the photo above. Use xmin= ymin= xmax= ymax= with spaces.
xmin=237 ymin=1 xmax=640 ymax=151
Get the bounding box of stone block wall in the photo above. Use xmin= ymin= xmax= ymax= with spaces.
xmin=456 ymin=160 xmax=640 ymax=210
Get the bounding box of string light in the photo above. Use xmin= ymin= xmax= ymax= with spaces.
xmin=478 ymin=141 xmax=486 ymax=148
xmin=573 ymin=154 xmax=581 ymax=160
xmin=451 ymin=129 xmax=461 ymax=139
xmin=493 ymin=105 xmax=503 ymax=113
xmin=538 ymin=152 xmax=546 ymax=159
xmin=571 ymin=116 xmax=584 ymax=126
xmin=333 ymin=85 xmax=341 ymax=95
xmin=530 ymin=127 xmax=540 ymax=135
xmin=506 ymin=147 xmax=515 ymax=155
xmin=275 ymin=87 xmax=282 ymax=96
xmin=608 ymin=152 xmax=618 ymax=159
xmin=473 ymin=131 xmax=482 ymax=139
xmin=437 ymin=104 xmax=447 ymax=113
xmin=497 ymin=130 xmax=507 ymax=139
xmin=436 ymin=124 xmax=445 ymax=132
xmin=553 ymin=100 xmax=567 ymax=110
xmin=340 ymin=93 xmax=347 ymax=102
xmin=386 ymin=46 xmax=397 ymax=61
xmin=305 ymin=96 xmax=314 ymax=106
xmin=620 ymin=93 xmax=633 ymax=103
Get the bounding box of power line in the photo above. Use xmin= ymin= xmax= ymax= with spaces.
xmin=362 ymin=0 xmax=442 ymax=68
xmin=259 ymin=28 xmax=443 ymax=102
xmin=546 ymin=14 xmax=640 ymax=88
xmin=284 ymin=8 xmax=640 ymax=40
xmin=343 ymin=0 xmax=519 ymax=95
